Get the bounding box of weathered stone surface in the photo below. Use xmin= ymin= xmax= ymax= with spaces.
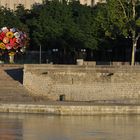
xmin=0 ymin=104 xmax=140 ymax=115
xmin=0 ymin=65 xmax=46 ymax=103
xmin=23 ymin=64 xmax=140 ymax=103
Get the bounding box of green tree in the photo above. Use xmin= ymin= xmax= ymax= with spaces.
xmin=104 ymin=0 xmax=140 ymax=65
xmin=27 ymin=0 xmax=64 ymax=50
xmin=15 ymin=4 xmax=31 ymax=25
xmin=70 ymin=1 xmax=98 ymax=50
xmin=0 ymin=6 xmax=22 ymax=28
xmin=27 ymin=0 xmax=99 ymax=51
xmin=93 ymin=3 xmax=110 ymax=49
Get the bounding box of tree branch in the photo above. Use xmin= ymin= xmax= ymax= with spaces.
xmin=136 ymin=33 xmax=140 ymax=41
xmin=117 ymin=0 xmax=128 ymax=19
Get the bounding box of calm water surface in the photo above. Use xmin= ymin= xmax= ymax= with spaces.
xmin=0 ymin=113 xmax=140 ymax=140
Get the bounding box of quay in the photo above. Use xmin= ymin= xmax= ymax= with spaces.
xmin=0 ymin=64 xmax=140 ymax=115
xmin=1 ymin=103 xmax=140 ymax=115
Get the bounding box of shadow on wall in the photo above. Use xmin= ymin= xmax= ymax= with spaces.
xmin=4 ymin=68 xmax=23 ymax=84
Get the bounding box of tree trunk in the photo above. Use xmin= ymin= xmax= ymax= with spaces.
xmin=131 ymin=33 xmax=140 ymax=65
xmin=131 ymin=0 xmax=136 ymax=65
xmin=131 ymin=39 xmax=136 ymax=65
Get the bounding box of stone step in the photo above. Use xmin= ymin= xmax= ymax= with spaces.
xmin=0 ymin=97 xmax=34 ymax=102
xmin=0 ymin=68 xmax=37 ymax=103
xmin=0 ymin=90 xmax=28 ymax=94
xmin=0 ymin=84 xmax=23 ymax=87
xmin=0 ymin=84 xmax=21 ymax=87
xmin=0 ymin=88 xmax=26 ymax=91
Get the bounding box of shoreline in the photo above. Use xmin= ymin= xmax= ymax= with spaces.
xmin=1 ymin=103 xmax=140 ymax=115
xmin=1 ymin=64 xmax=140 ymax=115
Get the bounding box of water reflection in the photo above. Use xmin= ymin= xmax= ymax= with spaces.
xmin=0 ymin=114 xmax=23 ymax=140
xmin=0 ymin=114 xmax=140 ymax=140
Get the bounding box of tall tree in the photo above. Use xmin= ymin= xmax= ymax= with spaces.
xmin=27 ymin=0 xmax=99 ymax=52
xmin=105 ymin=0 xmax=140 ymax=65
xmin=131 ymin=0 xmax=140 ymax=65
xmin=0 ymin=6 xmax=26 ymax=30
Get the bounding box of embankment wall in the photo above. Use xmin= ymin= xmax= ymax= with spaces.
xmin=1 ymin=104 xmax=140 ymax=115
xmin=23 ymin=64 xmax=140 ymax=103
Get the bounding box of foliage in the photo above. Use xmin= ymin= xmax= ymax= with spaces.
xmin=0 ymin=0 xmax=140 ymax=63
xmin=0 ymin=6 xmax=26 ymax=30
xmin=25 ymin=0 xmax=99 ymax=51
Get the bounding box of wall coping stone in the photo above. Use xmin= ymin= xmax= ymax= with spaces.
xmin=1 ymin=103 xmax=140 ymax=115
xmin=24 ymin=64 xmax=140 ymax=73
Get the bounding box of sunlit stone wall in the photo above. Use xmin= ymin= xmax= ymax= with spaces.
xmin=0 ymin=0 xmax=106 ymax=9
xmin=0 ymin=0 xmax=43 ymax=10
xmin=23 ymin=64 xmax=140 ymax=103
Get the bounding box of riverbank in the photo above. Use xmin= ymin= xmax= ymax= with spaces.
xmin=1 ymin=102 xmax=140 ymax=115
xmin=1 ymin=64 xmax=140 ymax=115
xmin=24 ymin=64 xmax=140 ymax=102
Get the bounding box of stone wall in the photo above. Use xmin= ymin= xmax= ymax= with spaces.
xmin=0 ymin=0 xmax=105 ymax=10
xmin=1 ymin=103 xmax=140 ymax=115
xmin=23 ymin=64 xmax=140 ymax=103
xmin=0 ymin=0 xmax=43 ymax=10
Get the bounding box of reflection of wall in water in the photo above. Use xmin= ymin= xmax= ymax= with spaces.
xmin=22 ymin=116 xmax=74 ymax=140
xmin=0 ymin=114 xmax=140 ymax=140
xmin=0 ymin=118 xmax=22 ymax=140
xmin=22 ymin=115 xmax=140 ymax=140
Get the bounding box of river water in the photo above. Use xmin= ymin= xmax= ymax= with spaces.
xmin=0 ymin=113 xmax=140 ymax=140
